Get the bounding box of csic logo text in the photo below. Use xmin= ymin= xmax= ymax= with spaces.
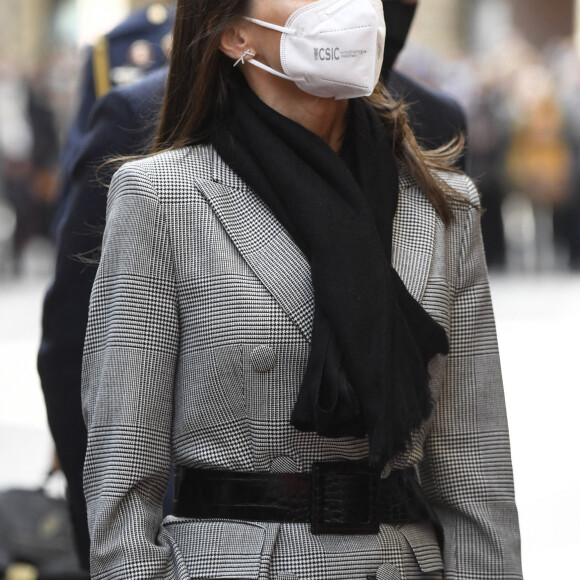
xmin=314 ymin=47 xmax=341 ymax=61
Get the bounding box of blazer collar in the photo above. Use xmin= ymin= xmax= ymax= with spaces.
xmin=198 ymin=149 xmax=435 ymax=342
xmin=392 ymin=167 xmax=436 ymax=302
xmin=202 ymin=148 xmax=315 ymax=342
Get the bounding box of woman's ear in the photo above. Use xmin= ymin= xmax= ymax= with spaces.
xmin=219 ymin=20 xmax=253 ymax=61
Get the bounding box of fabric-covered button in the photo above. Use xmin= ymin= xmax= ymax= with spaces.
xmin=375 ymin=563 xmax=402 ymax=580
xmin=270 ymin=456 xmax=299 ymax=473
xmin=250 ymin=345 xmax=277 ymax=373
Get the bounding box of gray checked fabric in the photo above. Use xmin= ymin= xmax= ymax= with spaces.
xmin=81 ymin=145 xmax=523 ymax=580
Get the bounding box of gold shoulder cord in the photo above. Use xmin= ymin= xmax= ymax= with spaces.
xmin=93 ymin=35 xmax=112 ymax=98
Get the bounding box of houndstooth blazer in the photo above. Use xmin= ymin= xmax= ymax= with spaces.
xmin=82 ymin=145 xmax=523 ymax=580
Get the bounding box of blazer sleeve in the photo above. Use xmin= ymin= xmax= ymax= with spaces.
xmin=38 ymin=88 xmax=151 ymax=570
xmin=81 ymin=163 xmax=184 ymax=579
xmin=419 ymin=177 xmax=523 ymax=579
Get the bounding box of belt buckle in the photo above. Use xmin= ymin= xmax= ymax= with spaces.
xmin=310 ymin=461 xmax=380 ymax=535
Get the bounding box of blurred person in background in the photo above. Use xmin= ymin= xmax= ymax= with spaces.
xmin=38 ymin=0 xmax=474 ymax=573
xmin=462 ymin=71 xmax=510 ymax=269
xmin=0 ymin=56 xmax=30 ymax=275
xmin=545 ymin=40 xmax=580 ymax=270
xmin=505 ymin=60 xmax=573 ymax=270
xmin=0 ymin=57 xmax=59 ymax=276
xmin=27 ymin=62 xmax=61 ymax=235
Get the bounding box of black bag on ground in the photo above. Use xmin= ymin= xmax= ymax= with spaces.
xmin=0 ymin=483 xmax=88 ymax=580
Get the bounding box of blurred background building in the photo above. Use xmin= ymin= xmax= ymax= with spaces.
xmin=0 ymin=0 xmax=158 ymax=64
xmin=411 ymin=0 xmax=579 ymax=54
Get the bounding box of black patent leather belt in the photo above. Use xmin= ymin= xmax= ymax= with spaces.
xmin=173 ymin=461 xmax=432 ymax=535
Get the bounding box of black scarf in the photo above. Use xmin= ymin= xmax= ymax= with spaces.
xmin=211 ymin=79 xmax=449 ymax=467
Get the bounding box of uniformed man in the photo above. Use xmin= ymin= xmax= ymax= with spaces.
xmin=54 ymin=1 xmax=174 ymax=233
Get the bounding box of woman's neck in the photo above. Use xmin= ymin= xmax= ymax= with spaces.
xmin=244 ymin=74 xmax=349 ymax=152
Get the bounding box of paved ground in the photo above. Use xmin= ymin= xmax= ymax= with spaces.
xmin=1 ymin=270 xmax=579 ymax=578
xmin=489 ymin=273 xmax=580 ymax=579
xmin=0 ymin=275 xmax=54 ymax=489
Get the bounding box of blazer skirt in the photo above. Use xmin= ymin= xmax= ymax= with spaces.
xmin=81 ymin=145 xmax=523 ymax=580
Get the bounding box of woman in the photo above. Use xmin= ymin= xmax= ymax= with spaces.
xmin=82 ymin=1 xmax=523 ymax=579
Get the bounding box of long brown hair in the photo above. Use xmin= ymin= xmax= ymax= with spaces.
xmin=154 ymin=0 xmax=464 ymax=223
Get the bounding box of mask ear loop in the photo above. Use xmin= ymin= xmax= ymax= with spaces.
xmin=244 ymin=58 xmax=301 ymax=82
xmin=237 ymin=17 xmax=303 ymax=82
xmin=233 ymin=49 xmax=256 ymax=67
xmin=243 ymin=16 xmax=297 ymax=36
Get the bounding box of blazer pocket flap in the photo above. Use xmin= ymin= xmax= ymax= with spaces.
xmin=399 ymin=522 xmax=444 ymax=573
xmin=163 ymin=518 xmax=266 ymax=578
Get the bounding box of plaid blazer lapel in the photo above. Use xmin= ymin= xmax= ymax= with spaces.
xmin=202 ymin=155 xmax=434 ymax=341
xmin=198 ymin=152 xmax=315 ymax=342
xmin=391 ymin=170 xmax=436 ymax=303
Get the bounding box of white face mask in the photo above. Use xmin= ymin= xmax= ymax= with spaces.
xmin=243 ymin=0 xmax=386 ymax=100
